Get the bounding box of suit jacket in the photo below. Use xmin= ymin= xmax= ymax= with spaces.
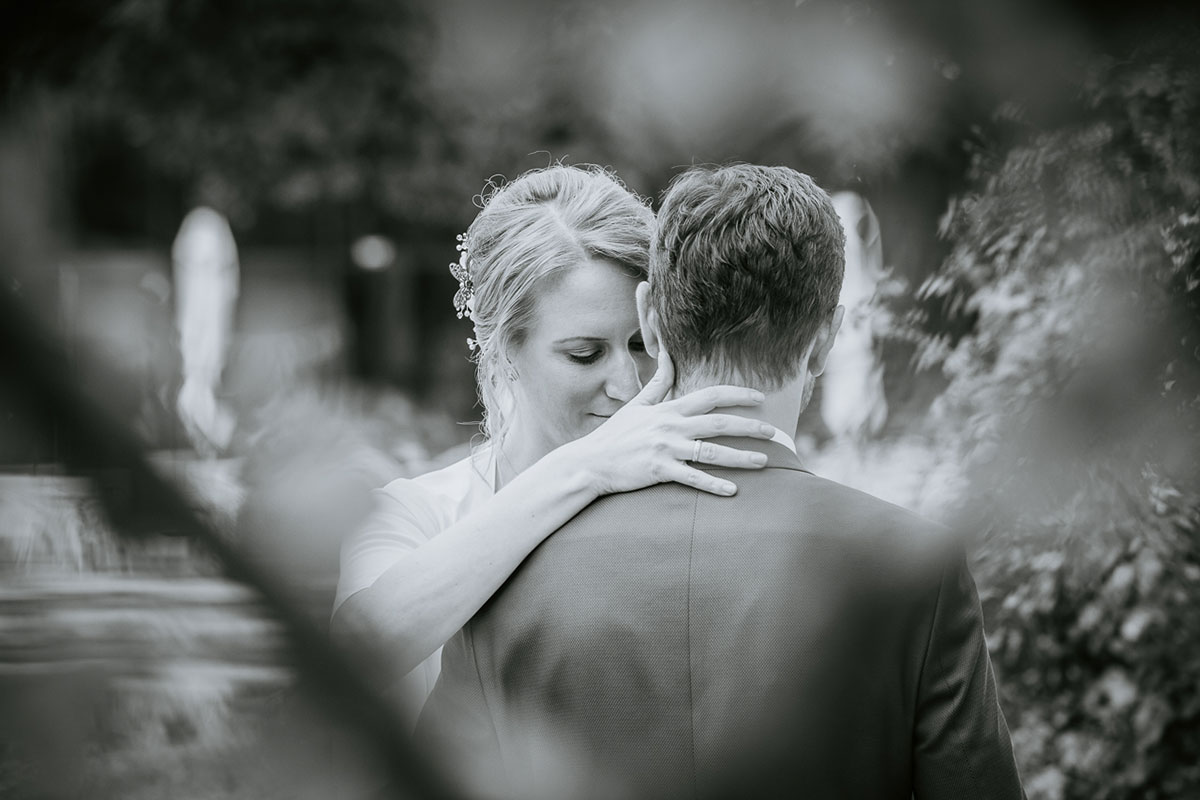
xmin=417 ymin=438 xmax=1025 ymax=800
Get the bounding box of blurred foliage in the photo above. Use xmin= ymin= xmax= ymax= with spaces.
xmin=2 ymin=0 xmax=991 ymax=233
xmin=904 ymin=47 xmax=1200 ymax=799
xmin=4 ymin=0 xmax=433 ymax=226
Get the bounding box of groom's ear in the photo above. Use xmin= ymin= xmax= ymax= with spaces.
xmin=809 ymin=305 xmax=845 ymax=378
xmin=635 ymin=282 xmax=664 ymax=358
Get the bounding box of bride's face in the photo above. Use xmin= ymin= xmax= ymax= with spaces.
xmin=507 ymin=258 xmax=655 ymax=453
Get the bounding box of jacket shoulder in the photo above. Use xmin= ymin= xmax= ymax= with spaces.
xmin=764 ymin=469 xmax=963 ymax=590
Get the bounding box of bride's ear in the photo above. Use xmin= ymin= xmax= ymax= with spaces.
xmin=635 ymin=282 xmax=663 ymax=358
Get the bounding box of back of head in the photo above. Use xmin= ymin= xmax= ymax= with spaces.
xmin=650 ymin=164 xmax=846 ymax=389
xmin=462 ymin=165 xmax=654 ymax=441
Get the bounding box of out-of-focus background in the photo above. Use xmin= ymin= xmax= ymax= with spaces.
xmin=1 ymin=1 xmax=1198 ymax=798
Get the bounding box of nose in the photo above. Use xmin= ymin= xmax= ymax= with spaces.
xmin=604 ymin=350 xmax=642 ymax=404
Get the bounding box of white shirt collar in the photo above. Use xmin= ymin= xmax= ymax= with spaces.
xmin=769 ymin=426 xmax=798 ymax=455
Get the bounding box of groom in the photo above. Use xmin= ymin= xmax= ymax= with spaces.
xmin=417 ymin=165 xmax=1025 ymax=799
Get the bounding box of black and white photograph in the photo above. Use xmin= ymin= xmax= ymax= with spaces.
xmin=2 ymin=1 xmax=1198 ymax=798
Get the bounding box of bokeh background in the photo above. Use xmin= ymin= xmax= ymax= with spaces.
xmin=2 ymin=1 xmax=1199 ymax=798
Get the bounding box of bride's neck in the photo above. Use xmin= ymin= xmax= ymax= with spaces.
xmin=491 ymin=418 xmax=553 ymax=489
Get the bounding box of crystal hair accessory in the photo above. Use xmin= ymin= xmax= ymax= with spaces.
xmin=450 ymin=232 xmax=474 ymax=320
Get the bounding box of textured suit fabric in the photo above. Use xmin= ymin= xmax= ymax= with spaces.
xmin=417 ymin=438 xmax=1025 ymax=799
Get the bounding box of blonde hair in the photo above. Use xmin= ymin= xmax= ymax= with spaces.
xmin=461 ymin=165 xmax=654 ymax=444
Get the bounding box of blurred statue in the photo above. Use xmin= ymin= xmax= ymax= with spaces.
xmin=172 ymin=207 xmax=239 ymax=455
xmin=821 ymin=191 xmax=888 ymax=440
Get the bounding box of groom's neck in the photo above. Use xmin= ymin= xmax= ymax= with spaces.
xmin=675 ymin=369 xmax=808 ymax=441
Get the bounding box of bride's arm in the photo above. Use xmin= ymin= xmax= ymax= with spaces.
xmin=333 ymin=444 xmax=601 ymax=680
xmin=333 ymin=353 xmax=777 ymax=679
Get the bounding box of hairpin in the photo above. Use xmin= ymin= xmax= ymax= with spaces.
xmin=450 ymin=232 xmax=474 ymax=320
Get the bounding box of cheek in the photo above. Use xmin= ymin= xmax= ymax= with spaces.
xmin=541 ymin=366 xmax=611 ymax=437
xmin=554 ymin=368 xmax=605 ymax=420
xmin=519 ymin=359 xmax=589 ymax=420
xmin=635 ymin=351 xmax=657 ymax=387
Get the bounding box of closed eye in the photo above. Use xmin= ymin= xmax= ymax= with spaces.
xmin=629 ymin=337 xmax=646 ymax=354
xmin=567 ymin=350 xmax=603 ymax=365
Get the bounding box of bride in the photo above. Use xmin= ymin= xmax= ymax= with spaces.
xmin=332 ymin=165 xmax=777 ymax=729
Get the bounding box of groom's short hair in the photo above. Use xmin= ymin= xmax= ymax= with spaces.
xmin=650 ymin=164 xmax=845 ymax=389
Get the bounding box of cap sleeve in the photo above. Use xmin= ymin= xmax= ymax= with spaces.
xmin=333 ymin=478 xmax=447 ymax=614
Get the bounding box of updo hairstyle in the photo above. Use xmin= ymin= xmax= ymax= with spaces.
xmin=460 ymin=165 xmax=654 ymax=444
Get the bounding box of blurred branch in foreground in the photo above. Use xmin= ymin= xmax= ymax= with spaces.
xmin=0 ymin=285 xmax=461 ymax=799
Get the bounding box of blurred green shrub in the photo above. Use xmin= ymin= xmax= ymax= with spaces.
xmin=904 ymin=49 xmax=1200 ymax=799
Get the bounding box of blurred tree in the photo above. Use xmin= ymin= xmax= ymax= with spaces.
xmin=904 ymin=41 xmax=1200 ymax=799
xmin=85 ymin=0 xmax=428 ymax=227
xmin=3 ymin=0 xmax=434 ymax=229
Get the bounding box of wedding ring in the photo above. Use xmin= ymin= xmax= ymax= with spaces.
xmin=692 ymin=439 xmax=704 ymax=463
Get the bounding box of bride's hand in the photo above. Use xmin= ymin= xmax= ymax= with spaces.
xmin=567 ymin=349 xmax=779 ymax=497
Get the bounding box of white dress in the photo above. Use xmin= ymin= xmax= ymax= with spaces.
xmin=333 ymin=443 xmax=497 ymax=729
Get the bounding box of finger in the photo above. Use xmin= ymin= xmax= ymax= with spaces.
xmin=661 ymin=462 xmax=738 ymax=496
xmin=680 ymin=415 xmax=778 ymax=441
xmin=680 ymin=440 xmax=769 ymax=470
xmin=630 ymin=347 xmax=674 ymax=406
xmin=671 ymin=384 xmax=765 ymax=415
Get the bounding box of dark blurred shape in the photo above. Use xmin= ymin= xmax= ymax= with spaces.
xmin=0 ymin=664 xmax=107 ymax=799
xmin=0 ymin=94 xmax=61 ymax=347
xmin=344 ymin=235 xmax=421 ymax=386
